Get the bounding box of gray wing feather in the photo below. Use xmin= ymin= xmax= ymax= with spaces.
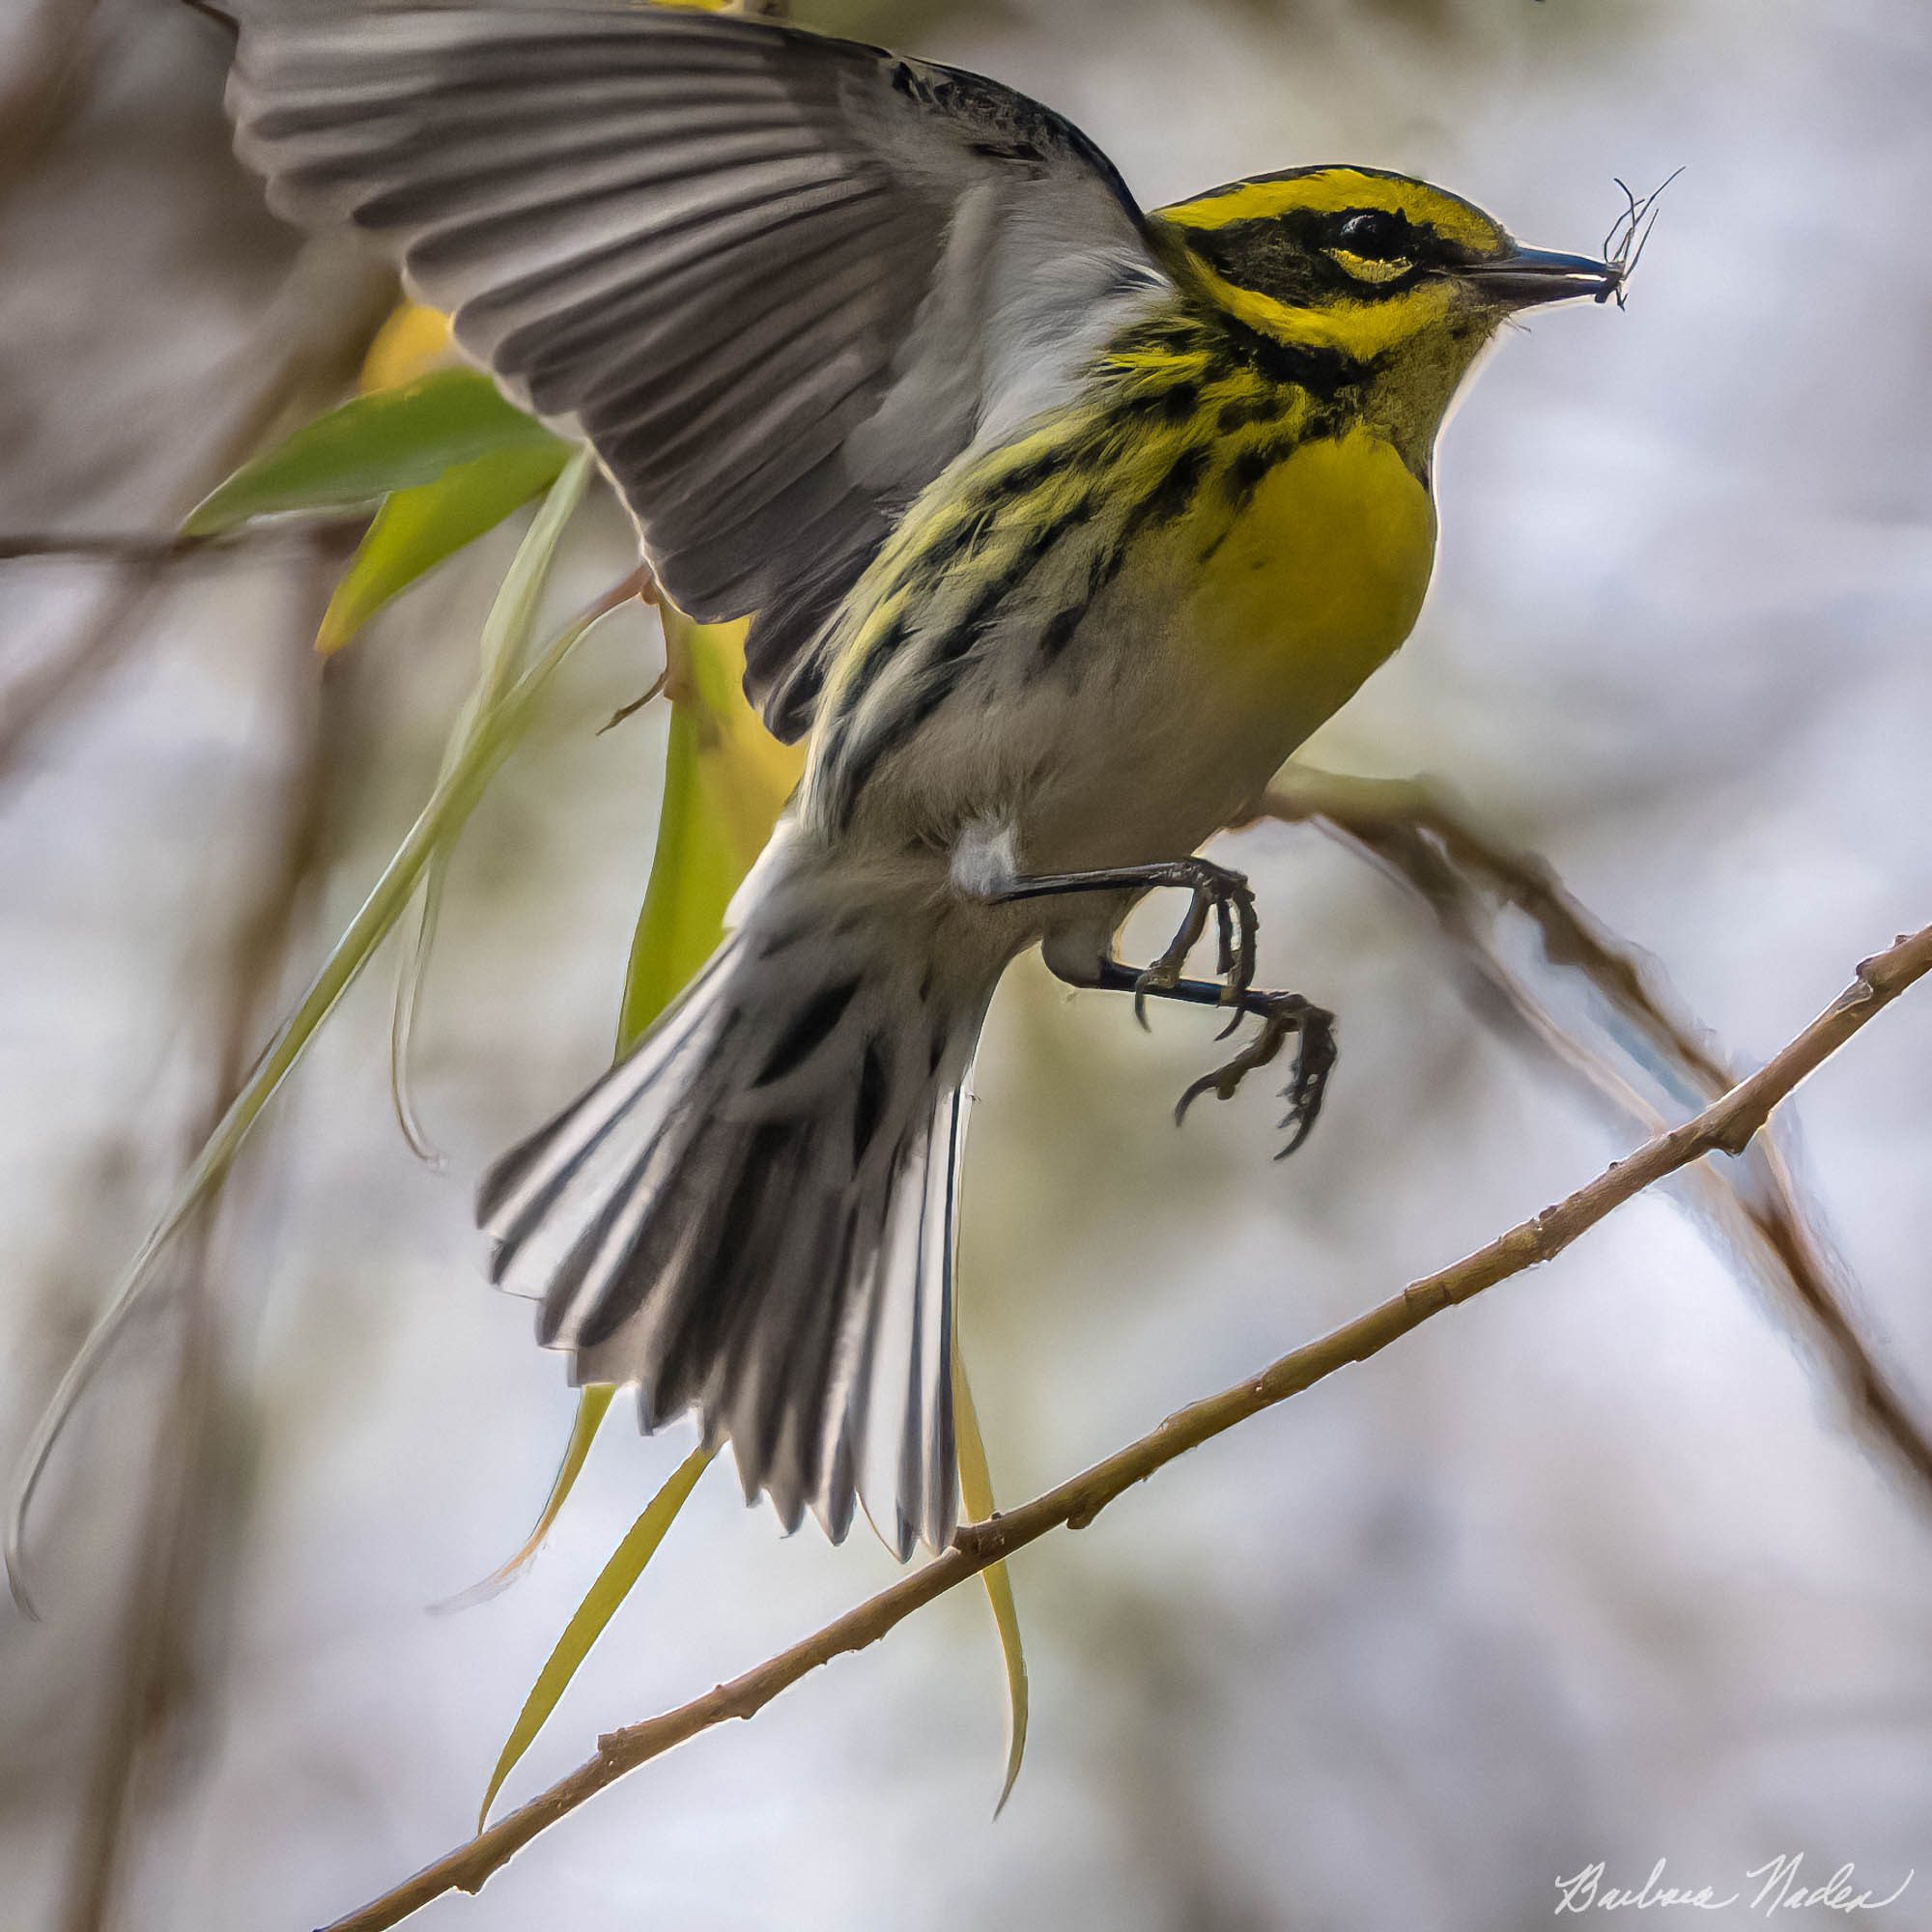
xmin=228 ymin=3 xmax=1170 ymax=735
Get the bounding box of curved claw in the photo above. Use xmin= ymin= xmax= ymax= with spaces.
xmin=1174 ymin=1064 xmax=1226 ymax=1125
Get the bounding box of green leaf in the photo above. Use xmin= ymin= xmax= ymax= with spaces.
xmin=387 ymin=448 xmax=595 ymax=1164
xmin=479 ymin=1443 xmax=713 ymax=1831
xmin=954 ymin=1350 xmax=1029 ymax=1814
xmin=317 ymin=441 xmax=571 ymax=657
xmin=616 ymin=692 xmax=739 ymax=1037
xmin=182 ymin=369 xmax=565 ymax=536
xmin=616 ymin=610 xmax=806 ymax=1043
xmin=436 ymin=1386 xmax=617 ymax=1613
xmin=5 ymin=458 xmax=622 ymax=1611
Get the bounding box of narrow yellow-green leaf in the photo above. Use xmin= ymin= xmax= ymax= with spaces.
xmin=473 ymin=609 xmax=804 ymax=1768
xmin=954 ymin=1350 xmax=1029 ymax=1814
xmin=5 ymin=480 xmax=623 ymax=1611
xmin=183 ymin=369 xmax=565 ymax=535
xmin=316 ymin=441 xmax=570 ymax=656
xmin=478 ymin=1443 xmax=713 ymax=1831
xmin=471 ymin=603 xmax=802 ymax=1780
xmin=388 ymin=449 xmax=595 ymax=1164
xmin=616 ymin=609 xmax=806 ymax=1041
xmin=616 ymin=687 xmax=737 ymax=1037
xmin=435 ymin=1385 xmax=617 ymax=1614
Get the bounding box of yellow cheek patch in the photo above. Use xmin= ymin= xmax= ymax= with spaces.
xmin=1327 ymin=247 xmax=1410 ymax=285
xmin=1187 ymin=254 xmax=1459 ymax=359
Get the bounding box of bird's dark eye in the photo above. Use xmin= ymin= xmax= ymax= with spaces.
xmin=1335 ymin=210 xmax=1403 ymax=255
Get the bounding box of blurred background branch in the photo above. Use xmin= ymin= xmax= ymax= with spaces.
xmin=58 ymin=553 xmax=338 ymax=1932
xmin=1263 ymin=768 xmax=1932 ymax=1505
xmin=0 ymin=526 xmax=333 ymax=566
xmin=0 ymin=244 xmax=392 ymax=798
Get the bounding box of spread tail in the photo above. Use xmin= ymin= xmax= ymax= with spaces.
xmin=476 ymin=887 xmax=983 ymax=1557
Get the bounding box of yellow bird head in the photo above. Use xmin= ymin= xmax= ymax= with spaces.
xmin=1154 ymin=165 xmax=1621 ymax=362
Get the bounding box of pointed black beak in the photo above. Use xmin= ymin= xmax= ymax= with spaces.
xmin=1462 ymin=244 xmax=1624 ymax=308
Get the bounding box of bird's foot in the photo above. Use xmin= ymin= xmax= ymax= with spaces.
xmin=1132 ymin=858 xmax=1258 ymax=1028
xmin=1175 ymin=991 xmax=1337 ymax=1158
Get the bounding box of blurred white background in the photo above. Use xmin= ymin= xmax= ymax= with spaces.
xmin=3 ymin=1 xmax=1930 ymax=1927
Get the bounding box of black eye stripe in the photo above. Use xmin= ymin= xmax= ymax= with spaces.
xmin=1169 ymin=203 xmax=1462 ymax=310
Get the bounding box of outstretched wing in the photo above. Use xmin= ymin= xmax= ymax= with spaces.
xmin=228 ymin=3 xmax=1170 ymax=735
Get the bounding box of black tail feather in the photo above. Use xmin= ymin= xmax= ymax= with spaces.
xmin=478 ymin=923 xmax=977 ymax=1556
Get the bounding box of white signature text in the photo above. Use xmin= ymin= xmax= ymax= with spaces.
xmin=1554 ymin=1857 xmax=1915 ymax=1917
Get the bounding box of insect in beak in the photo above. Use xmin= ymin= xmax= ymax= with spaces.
xmin=1595 ymin=167 xmax=1684 ymax=309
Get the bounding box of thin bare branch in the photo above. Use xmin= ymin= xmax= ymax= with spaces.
xmin=322 ymin=918 xmax=1932 ymax=1932
xmin=0 ymin=526 xmax=335 ymax=566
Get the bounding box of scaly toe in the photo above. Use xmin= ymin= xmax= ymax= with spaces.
xmin=1272 ymin=1015 xmax=1337 ymax=1159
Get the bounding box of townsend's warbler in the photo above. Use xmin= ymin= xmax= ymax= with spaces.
xmin=224 ymin=2 xmax=1622 ymax=1558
